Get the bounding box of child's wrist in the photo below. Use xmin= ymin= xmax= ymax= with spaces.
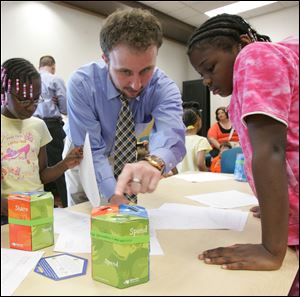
xmin=61 ymin=160 xmax=69 ymax=171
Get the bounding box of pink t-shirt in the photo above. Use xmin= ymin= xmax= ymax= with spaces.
xmin=228 ymin=37 xmax=299 ymax=246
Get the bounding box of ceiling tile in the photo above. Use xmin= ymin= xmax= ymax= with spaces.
xmin=240 ymin=2 xmax=283 ymax=19
xmin=149 ymin=1 xmax=185 ymax=14
xmin=278 ymin=1 xmax=299 ymax=8
xmin=170 ymin=6 xmax=201 ymax=19
xmin=182 ymin=1 xmax=237 ymax=13
xmin=182 ymin=13 xmax=209 ymax=27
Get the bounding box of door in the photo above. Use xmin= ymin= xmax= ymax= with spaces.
xmin=182 ymin=79 xmax=210 ymax=137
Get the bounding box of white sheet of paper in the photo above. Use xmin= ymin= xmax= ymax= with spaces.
xmin=149 ymin=227 xmax=164 ymax=256
xmin=79 ymin=133 xmax=101 ymax=207
xmin=148 ymin=203 xmax=248 ymax=231
xmin=1 ymin=248 xmax=44 ymax=296
xmin=54 ymin=233 xmax=91 ymax=254
xmin=53 ymin=209 xmax=91 ymax=253
xmin=185 ymin=190 xmax=258 ymax=209
xmin=53 ymin=208 xmax=90 ymax=235
xmin=173 ymin=172 xmax=234 ymax=183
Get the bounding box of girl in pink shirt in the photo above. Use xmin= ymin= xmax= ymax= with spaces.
xmin=187 ymin=13 xmax=298 ymax=295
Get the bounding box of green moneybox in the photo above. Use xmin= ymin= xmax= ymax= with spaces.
xmin=91 ymin=204 xmax=150 ymax=288
xmin=8 ymin=191 xmax=54 ymax=251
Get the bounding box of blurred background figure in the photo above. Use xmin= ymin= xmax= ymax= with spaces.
xmin=207 ymin=106 xmax=239 ymax=158
xmin=177 ymin=107 xmax=211 ymax=173
xmin=210 ymin=141 xmax=232 ymax=173
xmin=33 ymin=55 xmax=68 ymax=207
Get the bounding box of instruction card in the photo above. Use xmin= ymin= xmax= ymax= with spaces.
xmin=34 ymin=253 xmax=88 ymax=281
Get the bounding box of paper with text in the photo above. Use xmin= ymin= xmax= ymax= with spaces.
xmin=1 ymin=248 xmax=44 ymax=296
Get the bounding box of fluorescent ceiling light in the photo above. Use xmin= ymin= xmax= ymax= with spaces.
xmin=205 ymin=1 xmax=278 ymax=17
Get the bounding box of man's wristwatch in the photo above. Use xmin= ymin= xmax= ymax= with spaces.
xmin=143 ymin=155 xmax=165 ymax=174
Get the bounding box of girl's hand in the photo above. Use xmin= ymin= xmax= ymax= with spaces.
xmin=63 ymin=146 xmax=83 ymax=169
xmin=198 ymin=243 xmax=284 ymax=271
xmin=250 ymin=205 xmax=261 ymax=218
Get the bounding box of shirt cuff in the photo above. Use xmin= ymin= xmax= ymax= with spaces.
xmin=150 ymin=148 xmax=184 ymax=173
xmin=99 ymin=176 xmax=117 ymax=202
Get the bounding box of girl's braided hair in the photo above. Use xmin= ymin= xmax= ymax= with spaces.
xmin=1 ymin=58 xmax=40 ymax=105
xmin=187 ymin=13 xmax=271 ymax=55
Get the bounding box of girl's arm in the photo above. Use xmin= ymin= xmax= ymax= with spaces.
xmin=198 ymin=114 xmax=288 ymax=270
xmin=38 ymin=145 xmax=83 ymax=184
xmin=246 ymin=114 xmax=288 ymax=262
xmin=197 ymin=150 xmax=209 ymax=171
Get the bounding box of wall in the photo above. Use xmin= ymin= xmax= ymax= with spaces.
xmin=186 ymin=5 xmax=299 ymax=126
xmin=2 ymin=2 xmax=298 ymax=126
xmin=1 ymin=1 xmax=189 ymax=91
xmin=1 ymin=1 xmax=103 ymax=81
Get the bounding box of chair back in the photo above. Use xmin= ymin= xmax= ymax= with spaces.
xmin=221 ymin=147 xmax=243 ymax=173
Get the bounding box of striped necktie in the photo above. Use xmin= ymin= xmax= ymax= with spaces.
xmin=113 ymin=94 xmax=137 ymax=203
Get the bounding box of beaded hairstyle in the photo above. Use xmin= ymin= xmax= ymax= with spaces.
xmin=1 ymin=58 xmax=40 ymax=106
xmin=187 ymin=13 xmax=271 ymax=55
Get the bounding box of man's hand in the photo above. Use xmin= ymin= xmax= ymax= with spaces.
xmin=115 ymin=161 xmax=161 ymax=196
xmin=108 ymin=194 xmax=130 ymax=205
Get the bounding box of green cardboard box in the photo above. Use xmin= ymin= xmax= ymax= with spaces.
xmin=8 ymin=191 xmax=54 ymax=251
xmin=91 ymin=205 xmax=149 ymax=288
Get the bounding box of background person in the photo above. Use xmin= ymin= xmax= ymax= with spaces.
xmin=177 ymin=108 xmax=211 ymax=173
xmin=207 ymin=106 xmax=239 ymax=158
xmin=33 ymin=55 xmax=68 ymax=207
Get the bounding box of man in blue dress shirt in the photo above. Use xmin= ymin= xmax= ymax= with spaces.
xmin=34 ymin=55 xmax=68 ymax=207
xmin=64 ymin=8 xmax=186 ymax=205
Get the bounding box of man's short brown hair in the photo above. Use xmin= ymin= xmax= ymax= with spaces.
xmin=100 ymin=8 xmax=163 ymax=56
xmin=39 ymin=55 xmax=55 ymax=68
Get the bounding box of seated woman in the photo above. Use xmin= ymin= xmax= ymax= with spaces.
xmin=207 ymin=107 xmax=239 ymax=158
xmin=177 ymin=108 xmax=211 ymax=173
